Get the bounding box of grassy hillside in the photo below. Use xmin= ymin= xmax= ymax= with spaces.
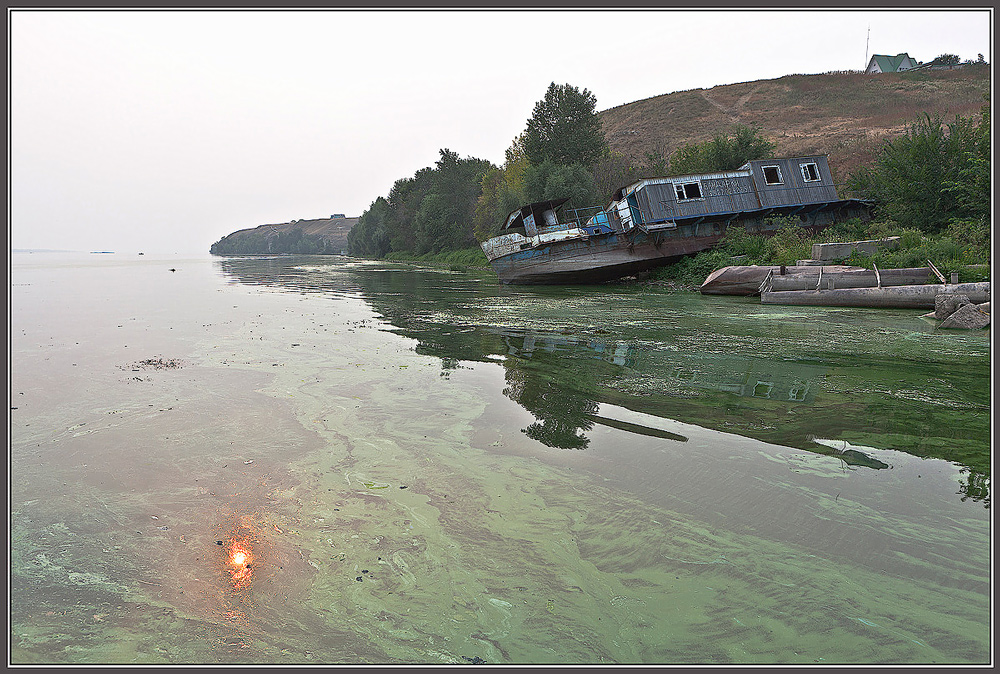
xmin=214 ymin=66 xmax=988 ymax=256
xmin=599 ymin=66 xmax=990 ymax=182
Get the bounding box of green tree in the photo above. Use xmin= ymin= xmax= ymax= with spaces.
xmin=591 ymin=151 xmax=648 ymax=205
xmin=413 ymin=149 xmax=493 ymax=253
xmin=523 ymin=82 xmax=608 ymax=167
xmin=643 ymin=149 xmax=669 ymax=176
xmin=294 ymin=236 xmax=320 ymax=254
xmin=667 ymin=141 xmax=712 ymax=176
xmin=928 ymin=53 xmax=962 ymax=66
xmin=351 ymin=149 xmax=492 ymax=257
xmin=943 ymin=100 xmax=990 ymax=222
xmin=523 ymin=160 xmax=601 ymax=216
xmin=385 ymin=168 xmax=435 ymax=253
xmin=348 ymin=196 xmax=391 ymax=258
xmin=413 ymin=192 xmax=452 ymax=254
xmin=473 ymin=155 xmax=529 ymax=241
xmin=669 ymin=124 xmax=776 ymax=174
xmin=848 ymin=107 xmax=990 ymax=233
xmin=505 ymin=131 xmax=529 ymax=166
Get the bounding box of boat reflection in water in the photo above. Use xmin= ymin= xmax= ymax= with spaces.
xmin=493 ymin=329 xmax=898 ymax=470
xmin=214 ymin=256 xmax=987 ymax=498
xmin=493 ymin=328 xmax=842 ymax=447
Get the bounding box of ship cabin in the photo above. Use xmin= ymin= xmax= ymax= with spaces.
xmin=502 ymin=199 xmax=569 ymax=237
xmin=501 ymin=198 xmax=613 ymax=237
xmin=483 ymin=198 xmax=611 ymax=262
xmin=606 ymin=155 xmax=866 ymax=234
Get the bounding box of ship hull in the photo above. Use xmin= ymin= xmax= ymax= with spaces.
xmin=487 ymin=230 xmax=725 ymax=284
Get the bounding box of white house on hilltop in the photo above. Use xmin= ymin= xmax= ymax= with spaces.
xmin=865 ymin=53 xmax=921 ymax=74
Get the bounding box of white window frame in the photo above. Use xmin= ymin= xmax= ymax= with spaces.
xmin=761 ymin=166 xmax=783 ymax=186
xmin=674 ymin=180 xmax=703 ymax=202
xmin=800 ymin=162 xmax=821 ymax=183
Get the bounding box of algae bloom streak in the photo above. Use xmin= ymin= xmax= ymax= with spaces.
xmin=9 ymin=253 xmax=990 ymax=665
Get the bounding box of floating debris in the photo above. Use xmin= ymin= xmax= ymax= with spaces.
xmin=120 ymin=356 xmax=184 ymax=371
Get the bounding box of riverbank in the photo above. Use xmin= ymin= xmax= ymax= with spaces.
xmin=384 ymin=247 xmax=489 ymax=269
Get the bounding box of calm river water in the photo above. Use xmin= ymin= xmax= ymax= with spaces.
xmin=9 ymin=252 xmax=992 ymax=665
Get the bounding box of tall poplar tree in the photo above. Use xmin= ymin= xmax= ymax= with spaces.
xmin=523 ymin=82 xmax=608 ymax=167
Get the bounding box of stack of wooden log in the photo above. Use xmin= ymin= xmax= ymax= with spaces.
xmin=700 ymin=262 xmax=990 ymax=329
xmin=700 ymin=238 xmax=989 ymax=328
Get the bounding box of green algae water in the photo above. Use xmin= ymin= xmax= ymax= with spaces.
xmin=10 ymin=253 xmax=992 ymax=665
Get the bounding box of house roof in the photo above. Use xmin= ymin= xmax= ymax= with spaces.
xmin=869 ymin=53 xmax=917 ymax=72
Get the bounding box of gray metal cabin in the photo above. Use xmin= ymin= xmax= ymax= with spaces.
xmin=608 ymin=155 xmax=862 ymax=231
xmin=745 ymin=156 xmax=840 ymax=207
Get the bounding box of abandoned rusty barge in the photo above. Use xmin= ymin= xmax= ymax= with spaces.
xmin=480 ymin=155 xmax=871 ymax=285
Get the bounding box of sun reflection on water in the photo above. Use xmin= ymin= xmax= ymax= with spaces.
xmin=225 ymin=519 xmax=260 ymax=592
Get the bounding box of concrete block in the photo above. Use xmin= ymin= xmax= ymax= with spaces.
xmin=811 ymin=237 xmax=900 ymax=261
xmin=935 ymin=293 xmax=972 ymax=320
xmin=939 ymin=303 xmax=991 ymax=329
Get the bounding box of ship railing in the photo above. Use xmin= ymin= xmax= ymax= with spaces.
xmin=561 ymin=205 xmax=607 ymax=228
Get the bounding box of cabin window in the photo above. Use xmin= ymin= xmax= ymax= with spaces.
xmin=800 ymin=162 xmax=821 ymax=182
xmin=762 ymin=166 xmax=783 ymax=185
xmin=674 ymin=181 xmax=703 ymax=201
xmin=788 ymin=382 xmax=808 ymax=401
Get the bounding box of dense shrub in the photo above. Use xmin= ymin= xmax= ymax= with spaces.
xmin=846 ymin=103 xmax=989 ymax=234
xmin=668 ymin=124 xmax=776 ymax=175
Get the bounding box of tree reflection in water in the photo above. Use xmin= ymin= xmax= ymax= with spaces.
xmin=502 ymin=358 xmax=597 ymax=449
xmin=213 ymin=256 xmax=991 ymax=504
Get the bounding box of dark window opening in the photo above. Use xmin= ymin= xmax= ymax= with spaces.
xmin=800 ymin=163 xmax=820 ymax=182
xmin=762 ymin=166 xmax=783 ymax=185
xmin=674 ymin=181 xmax=703 ymax=201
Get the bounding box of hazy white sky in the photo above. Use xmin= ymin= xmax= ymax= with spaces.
xmin=9 ymin=8 xmax=992 ymax=254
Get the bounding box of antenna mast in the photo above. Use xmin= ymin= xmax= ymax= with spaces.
xmin=865 ymin=25 xmax=870 ymax=70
